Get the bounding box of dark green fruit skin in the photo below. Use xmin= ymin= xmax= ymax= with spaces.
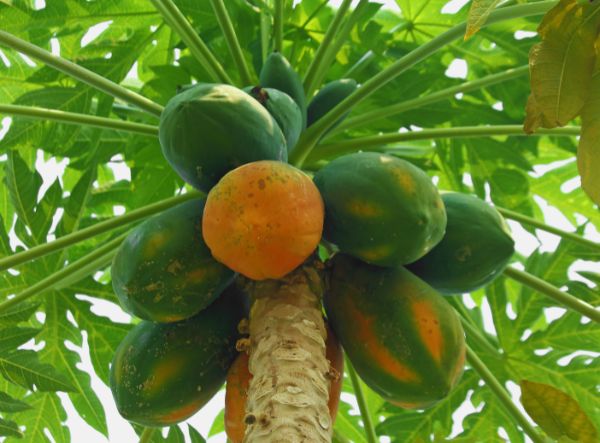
xmin=110 ymin=285 xmax=248 ymax=427
xmin=259 ymin=52 xmax=307 ymax=128
xmin=244 ymin=86 xmax=303 ymax=152
xmin=407 ymin=192 xmax=515 ymax=294
xmin=314 ymin=152 xmax=447 ymax=266
xmin=307 ymin=78 xmax=358 ymax=128
xmin=324 ymin=254 xmax=465 ymax=408
xmin=159 ymin=83 xmax=287 ymax=191
xmin=111 ymin=198 xmax=235 ymax=323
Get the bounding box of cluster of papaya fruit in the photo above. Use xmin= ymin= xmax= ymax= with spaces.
xmin=108 ymin=51 xmax=515 ymax=438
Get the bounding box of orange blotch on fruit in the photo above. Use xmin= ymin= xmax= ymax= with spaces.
xmin=345 ymin=302 xmax=419 ymax=383
xmin=202 ymin=161 xmax=324 ymax=280
xmin=411 ymin=300 xmax=443 ymax=364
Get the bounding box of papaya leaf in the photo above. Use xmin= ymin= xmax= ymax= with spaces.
xmin=526 ymin=0 xmax=600 ymax=129
xmin=520 ymin=380 xmax=599 ymax=443
xmin=0 ymin=303 xmax=39 ymax=326
xmin=465 ymin=0 xmax=501 ymax=40
xmin=207 ymin=408 xmax=225 ymax=437
xmin=0 ymin=391 xmax=30 ymax=413
xmin=0 ymin=350 xmax=75 ymax=392
xmin=165 ymin=425 xmax=186 ymax=443
xmin=3 ymin=151 xmax=43 ymax=245
xmin=8 ymin=393 xmax=70 ymax=443
xmin=0 ymin=327 xmax=40 ymax=352
xmin=578 ymin=64 xmax=600 ymax=206
xmin=188 ymin=425 xmax=207 ymax=443
xmin=0 ymin=416 xmax=22 ymax=438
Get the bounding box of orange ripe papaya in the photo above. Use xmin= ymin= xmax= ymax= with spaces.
xmin=225 ymin=324 xmax=344 ymax=443
xmin=202 ymin=160 xmax=324 ymax=280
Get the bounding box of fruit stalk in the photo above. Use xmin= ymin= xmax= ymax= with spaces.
xmin=242 ymin=262 xmax=332 ymax=443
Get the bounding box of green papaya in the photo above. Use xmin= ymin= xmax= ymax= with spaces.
xmin=407 ymin=192 xmax=515 ymax=293
xmin=111 ymin=198 xmax=235 ymax=323
xmin=324 ymin=254 xmax=465 ymax=408
xmin=110 ymin=284 xmax=248 ymax=427
xmin=159 ymin=83 xmax=287 ymax=191
xmin=259 ymin=52 xmax=307 ymax=128
xmin=245 ymin=86 xmax=303 ymax=152
xmin=313 ymin=152 xmax=447 ymax=266
xmin=307 ymin=78 xmax=358 ymax=128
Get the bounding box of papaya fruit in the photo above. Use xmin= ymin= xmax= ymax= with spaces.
xmin=109 ymin=285 xmax=248 ymax=426
xmin=313 ymin=152 xmax=447 ymax=266
xmin=224 ymin=323 xmax=344 ymax=443
xmin=111 ymin=198 xmax=235 ymax=323
xmin=259 ymin=52 xmax=307 ymax=128
xmin=407 ymin=192 xmax=515 ymax=294
xmin=307 ymin=78 xmax=358 ymax=128
xmin=159 ymin=83 xmax=287 ymax=191
xmin=202 ymin=160 xmax=324 ymax=280
xmin=245 ymin=86 xmax=303 ymax=152
xmin=324 ymin=254 xmax=466 ymax=408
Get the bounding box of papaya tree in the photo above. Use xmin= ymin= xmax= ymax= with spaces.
xmin=0 ymin=0 xmax=599 ymax=442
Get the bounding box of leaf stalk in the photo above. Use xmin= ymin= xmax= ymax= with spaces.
xmin=503 ymin=267 xmax=600 ymax=323
xmin=0 ymin=104 xmax=158 ymax=137
xmin=466 ymin=346 xmax=546 ymax=443
xmin=0 ymin=192 xmax=200 ymax=272
xmin=345 ymin=357 xmax=378 ymax=443
xmin=290 ymin=1 xmax=559 ymax=167
xmin=0 ymin=31 xmax=164 ymax=117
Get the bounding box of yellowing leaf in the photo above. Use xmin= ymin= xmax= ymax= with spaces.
xmin=521 ymin=380 xmax=599 ymax=443
xmin=578 ymin=63 xmax=600 ymax=206
xmin=465 ymin=0 xmax=501 ymax=40
xmin=523 ymin=92 xmax=557 ymax=134
xmin=526 ymin=0 xmax=600 ymax=128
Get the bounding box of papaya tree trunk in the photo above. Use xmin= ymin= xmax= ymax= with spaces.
xmin=241 ymin=261 xmax=332 ymax=443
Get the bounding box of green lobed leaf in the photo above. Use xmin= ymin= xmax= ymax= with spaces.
xmin=0 ymin=416 xmax=22 ymax=438
xmin=0 ymin=350 xmax=75 ymax=392
xmin=0 ymin=391 xmax=30 ymax=413
xmin=0 ymin=327 xmax=40 ymax=352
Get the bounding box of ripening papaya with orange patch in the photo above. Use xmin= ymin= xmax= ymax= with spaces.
xmin=109 ymin=286 xmax=248 ymax=427
xmin=324 ymin=254 xmax=466 ymax=408
xmin=224 ymin=323 xmax=344 ymax=443
xmin=202 ymin=160 xmax=324 ymax=280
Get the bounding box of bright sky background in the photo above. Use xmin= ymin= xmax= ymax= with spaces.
xmin=1 ymin=0 xmax=599 ymax=442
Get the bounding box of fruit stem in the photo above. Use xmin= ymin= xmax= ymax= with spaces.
xmin=290 ymin=1 xmax=558 ymax=167
xmin=0 ymin=234 xmax=124 ymax=314
xmin=496 ymin=206 xmax=600 ymax=253
xmin=308 ymin=125 xmax=580 ymax=161
xmin=346 ymin=357 xmax=378 ymax=443
xmin=333 ymin=65 xmax=529 ymax=134
xmin=303 ymin=0 xmax=353 ymax=98
xmin=149 ymin=0 xmax=232 ymax=84
xmin=0 ymin=191 xmax=200 ymax=272
xmin=0 ymin=31 xmax=164 ymax=117
xmin=0 ymin=104 xmax=158 ymax=137
xmin=307 ymin=0 xmax=371 ymax=99
xmin=466 ymin=346 xmax=546 ymax=443
xmin=503 ymin=267 xmax=600 ymax=323
xmin=260 ymin=6 xmax=271 ymax=63
xmin=138 ymin=427 xmax=155 ymax=443
xmin=243 ymin=262 xmax=332 ymax=442
xmin=209 ymin=0 xmax=254 ymax=85
xmin=274 ymin=0 xmax=284 ymax=53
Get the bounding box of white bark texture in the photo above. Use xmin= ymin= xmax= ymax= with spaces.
xmin=243 ymin=263 xmax=332 ymax=443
